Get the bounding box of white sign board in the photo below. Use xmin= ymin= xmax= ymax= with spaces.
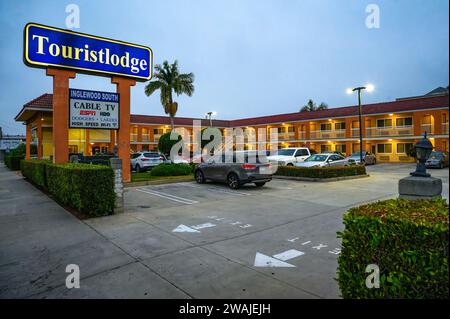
xmin=69 ymin=88 xmax=119 ymax=129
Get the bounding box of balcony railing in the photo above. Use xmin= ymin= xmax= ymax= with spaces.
xmin=443 ymin=122 xmax=449 ymax=134
xmin=366 ymin=126 xmax=413 ymax=137
xmin=351 ymin=128 xmax=360 ymax=137
xmin=310 ymin=129 xmax=346 ymax=140
xmin=420 ymin=124 xmax=433 ymax=135
xmin=130 ymin=133 xmax=138 ymax=142
xmin=141 ymin=135 xmax=150 ymax=142
xmin=153 ymin=134 xmax=162 ymax=142
xmin=298 ymin=131 xmax=306 ymax=139
xmin=278 ymin=132 xmax=295 ymax=141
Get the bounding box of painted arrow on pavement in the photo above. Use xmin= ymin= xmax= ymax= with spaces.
xmin=253 ymin=249 xmax=304 ymax=268
xmin=172 ymin=223 xmax=216 ymax=233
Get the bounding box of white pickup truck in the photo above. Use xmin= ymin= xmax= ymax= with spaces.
xmin=267 ymin=147 xmax=314 ymax=166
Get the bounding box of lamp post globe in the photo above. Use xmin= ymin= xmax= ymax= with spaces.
xmin=411 ymin=132 xmax=433 ymax=177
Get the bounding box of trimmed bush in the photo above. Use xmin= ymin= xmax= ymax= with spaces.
xmin=150 ymin=163 xmax=193 ymax=176
xmin=20 ymin=160 xmax=115 ymax=217
xmin=5 ymin=155 xmax=24 ymax=170
xmin=274 ymin=165 xmax=366 ymax=179
xmin=46 ymin=163 xmax=115 ymax=217
xmin=337 ymin=198 xmax=449 ymax=299
xmin=20 ymin=159 xmax=50 ymax=189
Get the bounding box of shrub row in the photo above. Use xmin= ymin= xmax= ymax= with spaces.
xmin=274 ymin=164 xmax=366 ymax=178
xmin=337 ymin=198 xmax=449 ymax=299
xmin=21 ymin=160 xmax=116 ymax=217
xmin=4 ymin=155 xmax=24 ymax=170
xmin=150 ymin=163 xmax=193 ymax=176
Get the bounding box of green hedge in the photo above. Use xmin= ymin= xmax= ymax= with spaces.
xmin=337 ymin=198 xmax=449 ymax=299
xmin=150 ymin=163 xmax=193 ymax=176
xmin=21 ymin=159 xmax=50 ymax=188
xmin=20 ymin=160 xmax=115 ymax=217
xmin=274 ymin=165 xmax=366 ymax=178
xmin=5 ymin=155 xmax=24 ymax=170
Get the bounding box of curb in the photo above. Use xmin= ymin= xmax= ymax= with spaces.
xmin=273 ymin=174 xmax=370 ymax=182
xmin=124 ymin=176 xmax=194 ymax=188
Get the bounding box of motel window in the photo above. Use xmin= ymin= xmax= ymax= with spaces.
xmin=395 ymin=117 xmax=412 ymax=127
xmin=377 ymin=143 xmax=392 ymax=154
xmin=443 ymin=141 xmax=448 ymax=152
xmin=68 ymin=145 xmax=78 ymax=153
xmin=335 ymin=122 xmax=346 ymax=130
xmin=377 ymin=119 xmax=393 ymax=128
xmin=277 ymin=127 xmax=286 ymax=133
xmin=335 ymin=144 xmax=346 ymax=154
xmin=443 ymin=113 xmax=449 ymax=123
xmin=321 ymin=145 xmax=332 ymax=153
xmin=320 ymin=123 xmax=332 ymax=131
xmin=352 ymin=143 xmax=360 ymax=153
xmin=287 ymin=126 xmax=294 ymax=133
xmin=396 ymin=143 xmax=414 ymax=154
xmin=153 ymin=128 xmax=164 ymax=135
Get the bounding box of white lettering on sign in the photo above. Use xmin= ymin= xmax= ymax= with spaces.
xmin=69 ymin=89 xmax=119 ymax=129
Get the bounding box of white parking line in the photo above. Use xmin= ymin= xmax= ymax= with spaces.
xmin=136 ymin=188 xmax=199 ymax=205
xmin=184 ymin=183 xmax=251 ymax=196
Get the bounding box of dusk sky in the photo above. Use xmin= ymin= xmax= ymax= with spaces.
xmin=0 ymin=0 xmax=448 ymax=134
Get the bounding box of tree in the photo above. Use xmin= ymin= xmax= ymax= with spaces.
xmin=300 ymin=99 xmax=328 ymax=112
xmin=157 ymin=132 xmax=182 ymax=156
xmin=144 ymin=60 xmax=195 ymax=129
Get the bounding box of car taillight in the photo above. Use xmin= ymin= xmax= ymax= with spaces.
xmin=159 ymin=156 xmax=164 ymax=160
xmin=241 ymin=164 xmax=256 ymax=169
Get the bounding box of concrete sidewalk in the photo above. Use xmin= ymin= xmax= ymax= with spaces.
xmin=0 ymin=163 xmax=189 ymax=298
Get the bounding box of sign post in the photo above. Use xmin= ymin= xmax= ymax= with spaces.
xmin=112 ymin=77 xmax=135 ymax=182
xmin=24 ymin=23 xmax=152 ymax=182
xmin=46 ymin=68 xmax=76 ymax=164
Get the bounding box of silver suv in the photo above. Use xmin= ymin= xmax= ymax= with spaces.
xmin=130 ymin=152 xmax=168 ymax=172
xmin=194 ymin=153 xmax=272 ymax=189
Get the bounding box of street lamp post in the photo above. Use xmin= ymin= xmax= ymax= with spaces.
xmin=205 ymin=111 xmax=216 ymax=127
xmin=347 ymin=84 xmax=374 ymax=164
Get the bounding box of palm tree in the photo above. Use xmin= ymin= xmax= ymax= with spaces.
xmin=300 ymin=99 xmax=328 ymax=112
xmin=144 ymin=60 xmax=194 ymax=129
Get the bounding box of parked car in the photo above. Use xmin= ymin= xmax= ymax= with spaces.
xmin=267 ymin=147 xmax=313 ymax=166
xmin=194 ymin=153 xmax=272 ymax=189
xmin=295 ymin=153 xmax=349 ymax=168
xmin=346 ymin=151 xmax=376 ymax=165
xmin=425 ymin=151 xmax=449 ymax=169
xmin=130 ymin=152 xmax=169 ymax=172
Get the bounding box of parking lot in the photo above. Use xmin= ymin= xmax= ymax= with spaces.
xmin=1 ymin=163 xmax=448 ymax=298
xmin=87 ymin=163 xmax=449 ymax=298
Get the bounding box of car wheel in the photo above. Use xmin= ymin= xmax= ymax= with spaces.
xmin=194 ymin=170 xmax=206 ymax=184
xmin=439 ymin=162 xmax=444 ymax=169
xmin=373 ymin=159 xmax=376 ymax=165
xmin=227 ymin=173 xmax=241 ymax=189
xmin=255 ymin=182 xmax=266 ymax=187
xmin=286 ymin=163 xmax=294 ymax=167
xmin=135 ymin=164 xmax=141 ymax=173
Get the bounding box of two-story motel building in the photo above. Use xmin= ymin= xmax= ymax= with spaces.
xmin=15 ymin=89 xmax=449 ymax=163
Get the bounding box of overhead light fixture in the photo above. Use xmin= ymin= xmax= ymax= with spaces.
xmin=365 ymin=84 xmax=375 ymax=92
